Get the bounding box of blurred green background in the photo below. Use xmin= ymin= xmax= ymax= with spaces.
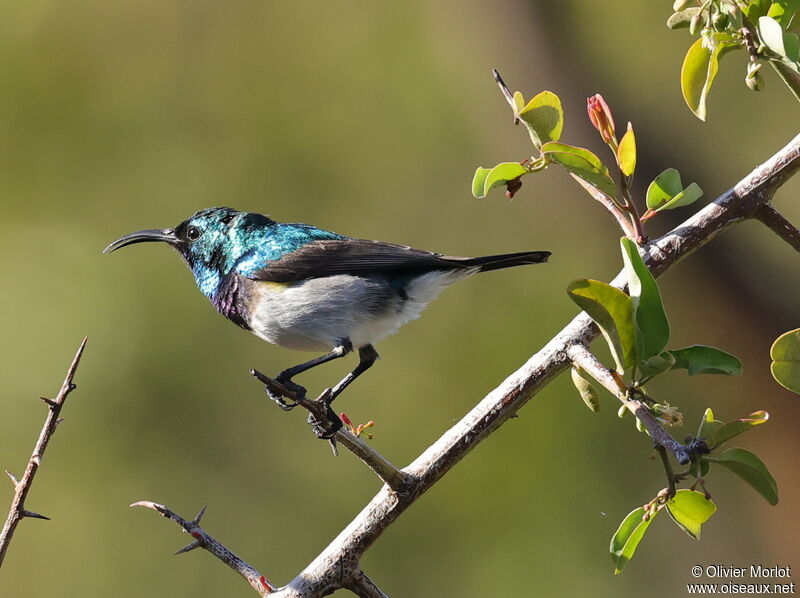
xmin=0 ymin=1 xmax=798 ymax=596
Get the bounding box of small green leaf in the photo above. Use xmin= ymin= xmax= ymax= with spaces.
xmin=518 ymin=90 xmax=564 ymax=147
xmin=666 ymin=490 xmax=717 ymax=539
xmin=542 ymin=142 xmax=617 ymax=199
xmin=770 ymin=328 xmax=800 ymax=393
xmin=639 ymin=352 xmax=676 ymax=378
xmin=471 ymin=167 xmax=491 ymax=198
xmin=646 ymin=168 xmax=684 ymax=210
xmin=482 ymin=162 xmax=529 ymax=197
xmin=668 ymin=345 xmax=743 ymax=375
xmin=610 ymin=506 xmax=657 ymax=574
xmin=571 ymin=366 xmax=600 ymax=412
xmin=709 ymin=411 xmax=769 ymax=447
xmin=656 ymin=182 xmax=703 ymax=212
xmin=705 ymin=448 xmax=778 ymax=505
xmin=680 ymin=35 xmax=737 ymax=121
xmin=697 ymin=407 xmax=724 ymax=443
xmin=567 ymin=279 xmax=636 ymax=373
xmin=620 ymin=238 xmax=670 ymax=361
xmin=617 ymin=124 xmax=637 ymax=177
xmin=512 ymin=91 xmax=525 ymax=113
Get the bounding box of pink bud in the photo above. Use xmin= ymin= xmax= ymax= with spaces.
xmin=587 ymin=94 xmax=616 ymax=144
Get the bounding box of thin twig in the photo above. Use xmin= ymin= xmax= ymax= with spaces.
xmin=754 ymin=204 xmax=800 ymax=253
xmin=0 ymin=337 xmax=87 ymax=568
xmin=251 ymin=369 xmax=410 ymax=492
xmin=131 ymin=501 xmax=274 ymax=596
xmin=566 ymin=343 xmax=690 ymax=464
xmin=571 ymin=174 xmax=637 ymax=238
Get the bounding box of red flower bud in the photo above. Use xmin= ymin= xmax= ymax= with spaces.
xmin=587 ymin=94 xmax=616 ymax=145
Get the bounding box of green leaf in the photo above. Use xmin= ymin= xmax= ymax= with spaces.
xmin=481 ymin=162 xmax=529 ymax=197
xmin=512 ymin=90 xmax=525 ymax=113
xmin=542 ymin=142 xmax=617 ymax=199
xmin=571 ymin=366 xmax=600 ymax=412
xmin=768 ymin=0 xmax=800 ymax=25
xmin=617 ymin=124 xmax=636 ymax=177
xmin=471 ymin=167 xmax=491 ymax=198
xmin=709 ymin=411 xmax=769 ymax=447
xmin=697 ymin=407 xmax=724 ymax=443
xmin=770 ymin=328 xmax=800 ymax=393
xmin=705 ymin=448 xmax=778 ymax=505
xmin=655 ymin=182 xmax=703 ymax=212
xmin=666 ymin=490 xmax=717 ymax=539
xmin=646 ymin=168 xmax=683 ymax=210
xmin=744 ymin=0 xmax=773 ymax=20
xmin=668 ymin=345 xmax=743 ymax=375
xmin=518 ymin=91 xmax=564 ymax=147
xmin=620 ymin=238 xmax=670 ymax=361
xmin=610 ymin=506 xmax=657 ymax=574
xmin=567 ymin=279 xmax=636 ymax=372
xmin=759 ymin=16 xmax=798 ymax=60
xmin=639 ymin=352 xmax=676 ymax=378
xmin=680 ymin=35 xmax=737 ymax=121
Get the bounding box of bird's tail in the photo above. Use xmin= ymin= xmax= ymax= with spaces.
xmin=463 ymin=250 xmax=551 ymax=272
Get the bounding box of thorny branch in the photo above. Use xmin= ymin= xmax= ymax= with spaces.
xmin=0 ymin=337 xmax=87 ymax=568
xmin=138 ymin=133 xmax=800 ymax=597
xmin=130 ymin=501 xmax=274 ymax=597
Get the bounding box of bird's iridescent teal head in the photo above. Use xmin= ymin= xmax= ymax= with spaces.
xmin=104 ymin=207 xmax=276 ymax=297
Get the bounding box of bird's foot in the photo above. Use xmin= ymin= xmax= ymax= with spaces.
xmin=306 ymin=389 xmax=342 ymax=440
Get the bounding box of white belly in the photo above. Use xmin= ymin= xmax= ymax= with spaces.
xmin=246 ymin=270 xmax=473 ymax=352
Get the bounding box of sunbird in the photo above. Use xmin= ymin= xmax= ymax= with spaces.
xmin=105 ymin=207 xmax=550 ymax=434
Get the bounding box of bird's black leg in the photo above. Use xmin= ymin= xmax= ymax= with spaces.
xmin=328 ymin=344 xmax=379 ymax=404
xmin=265 ymin=340 xmax=353 ymax=409
xmin=306 ymin=344 xmax=379 ymax=441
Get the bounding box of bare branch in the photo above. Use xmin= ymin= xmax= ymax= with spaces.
xmin=0 ymin=337 xmax=87 ymax=568
xmin=130 ymin=501 xmax=274 ymax=597
xmin=251 ymin=369 xmax=410 ymax=492
xmin=755 ymin=204 xmax=800 ymax=253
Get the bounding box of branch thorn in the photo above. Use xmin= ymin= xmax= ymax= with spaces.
xmin=22 ymin=509 xmax=50 ymax=520
xmin=4 ymin=471 xmax=19 ymax=487
xmin=193 ymin=505 xmax=207 ymax=525
xmin=174 ymin=540 xmax=201 ymax=555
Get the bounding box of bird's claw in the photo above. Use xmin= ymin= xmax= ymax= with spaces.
xmin=307 ymin=401 xmax=342 ymax=440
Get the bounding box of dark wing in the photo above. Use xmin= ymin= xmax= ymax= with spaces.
xmin=245 ymin=239 xmax=549 ymax=283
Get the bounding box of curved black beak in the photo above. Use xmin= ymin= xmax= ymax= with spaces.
xmin=103 ymin=228 xmax=177 ymax=254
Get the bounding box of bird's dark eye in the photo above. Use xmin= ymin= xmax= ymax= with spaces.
xmin=221 ymin=214 xmax=234 ymax=225
xmin=186 ymin=226 xmax=202 ymax=241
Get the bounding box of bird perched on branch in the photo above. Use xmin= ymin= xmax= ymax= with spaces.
xmin=104 ymin=207 xmax=550 ymax=436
